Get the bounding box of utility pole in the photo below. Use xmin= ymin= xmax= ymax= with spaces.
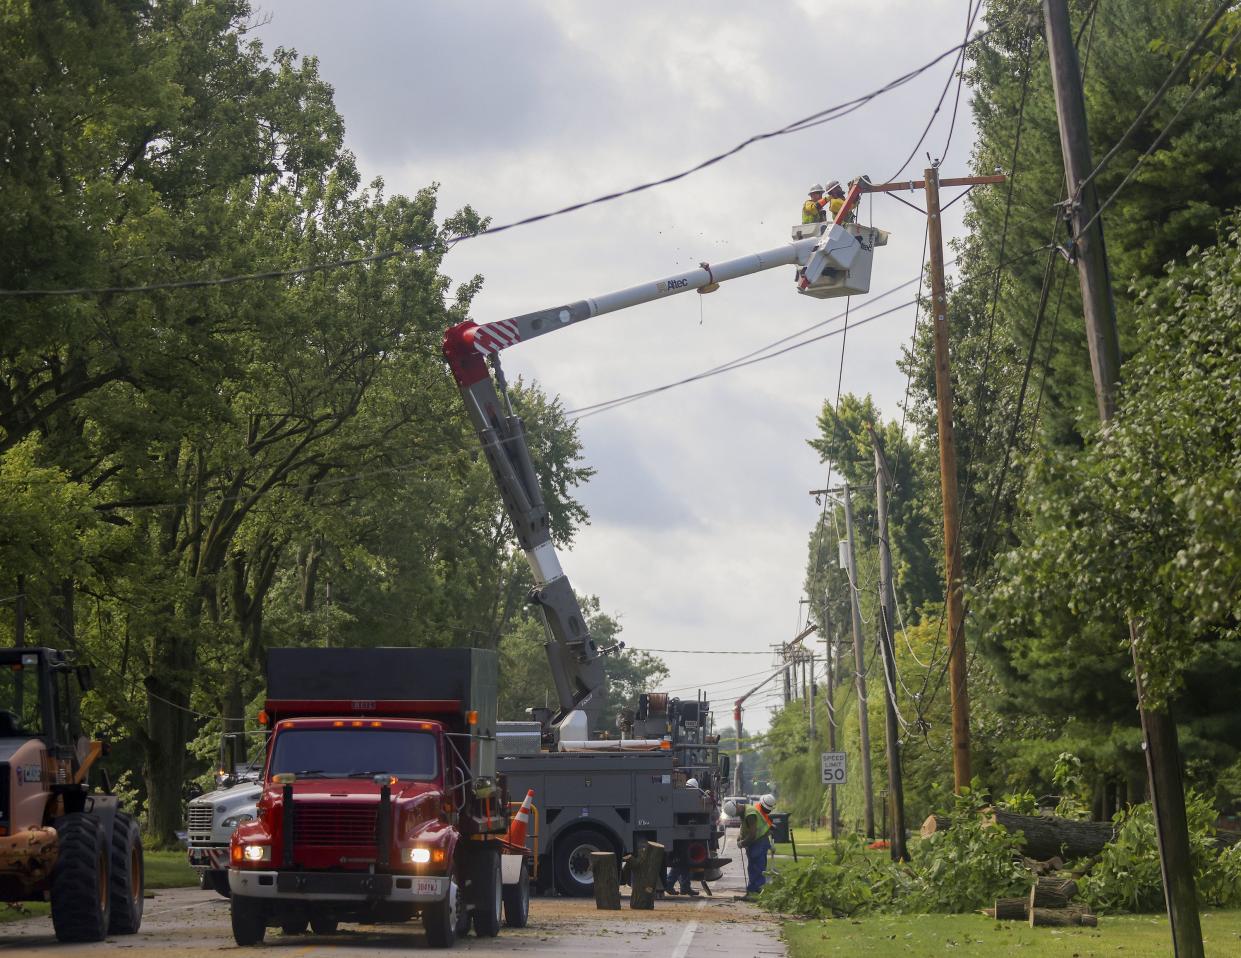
xmin=857 ymin=170 xmax=1004 ymax=793
xmin=839 ymin=482 xmax=876 ymax=839
xmin=1042 ymin=1 xmax=1201 ymax=954
xmin=869 ymin=424 xmax=909 ymax=862
xmin=808 ymin=650 xmax=816 ymax=740
xmin=824 ymin=629 xmax=839 ymax=839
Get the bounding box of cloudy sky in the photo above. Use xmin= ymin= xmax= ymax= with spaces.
xmin=254 ymin=0 xmax=985 ymax=729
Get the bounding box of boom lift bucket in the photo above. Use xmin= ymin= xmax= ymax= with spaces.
xmin=791 ymin=220 xmax=889 ymax=299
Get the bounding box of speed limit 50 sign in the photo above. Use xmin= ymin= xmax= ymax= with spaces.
xmin=821 ymin=751 xmax=847 ymax=785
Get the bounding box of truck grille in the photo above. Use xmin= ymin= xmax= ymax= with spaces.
xmin=187 ymin=803 xmax=215 ymax=838
xmin=294 ymin=803 xmax=377 ymax=847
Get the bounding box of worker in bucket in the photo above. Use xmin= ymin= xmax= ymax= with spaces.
xmin=823 ymin=180 xmax=848 ymax=219
xmin=735 ymin=793 xmax=776 ymax=899
xmin=801 ymin=183 xmax=828 ymax=224
xmin=664 ymin=779 xmax=702 ymax=896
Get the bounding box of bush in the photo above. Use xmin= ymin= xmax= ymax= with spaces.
xmin=1083 ymin=792 xmax=1241 ymax=912
xmin=759 ymin=787 xmax=1028 ymax=918
xmin=897 ymin=788 xmax=1029 ymax=913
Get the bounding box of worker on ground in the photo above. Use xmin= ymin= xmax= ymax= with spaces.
xmin=664 ymin=777 xmax=702 ymax=896
xmin=801 ymin=184 xmax=828 ymax=224
xmin=736 ymin=793 xmax=776 ymax=899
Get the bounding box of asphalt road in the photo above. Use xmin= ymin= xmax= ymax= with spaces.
xmin=0 ymin=848 xmax=784 ymax=956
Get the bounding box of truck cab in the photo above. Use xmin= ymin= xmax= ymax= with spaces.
xmin=227 ymin=647 xmax=526 ymax=949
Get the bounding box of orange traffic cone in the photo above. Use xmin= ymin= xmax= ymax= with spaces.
xmin=507 ymin=789 xmax=535 ymax=848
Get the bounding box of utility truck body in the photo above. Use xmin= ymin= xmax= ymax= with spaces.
xmin=227 ymin=648 xmax=528 ymax=948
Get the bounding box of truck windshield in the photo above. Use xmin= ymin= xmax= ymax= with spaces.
xmin=268 ymin=728 xmax=438 ymax=781
xmin=0 ymin=661 xmax=42 ymax=737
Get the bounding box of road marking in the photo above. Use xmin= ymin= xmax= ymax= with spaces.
xmin=670 ymin=920 xmax=699 ymax=958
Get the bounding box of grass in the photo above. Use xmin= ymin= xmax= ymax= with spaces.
xmin=783 ymin=911 xmax=1241 ymax=957
xmin=144 ymin=848 xmax=201 ymax=889
xmin=1 ymin=848 xmax=200 ymax=925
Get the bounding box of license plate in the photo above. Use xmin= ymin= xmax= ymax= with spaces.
xmin=414 ymin=879 xmax=441 ymax=896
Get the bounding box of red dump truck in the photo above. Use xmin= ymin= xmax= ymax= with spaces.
xmin=227 ymin=647 xmax=530 ymax=948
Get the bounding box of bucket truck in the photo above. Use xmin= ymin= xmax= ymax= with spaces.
xmin=441 ymin=180 xmax=884 ymax=895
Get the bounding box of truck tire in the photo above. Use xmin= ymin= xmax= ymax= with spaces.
xmin=208 ymin=870 xmax=231 ymax=898
xmin=502 ymin=861 xmax=530 ymax=928
xmin=231 ymin=894 xmax=267 ymax=946
xmin=281 ymin=918 xmax=308 ymax=935
xmin=422 ymin=880 xmax=461 ymax=948
xmin=107 ymin=812 xmax=144 ymax=934
xmin=554 ymin=827 xmax=614 ymax=898
xmin=471 ymin=849 xmax=502 ymax=938
xmin=310 ymin=915 xmax=338 ymax=935
xmin=50 ymin=813 xmax=111 ymax=942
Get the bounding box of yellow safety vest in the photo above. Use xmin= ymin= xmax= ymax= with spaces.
xmin=802 ymin=198 xmax=824 ymax=224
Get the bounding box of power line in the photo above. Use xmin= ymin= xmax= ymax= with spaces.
xmin=0 ymin=18 xmax=1020 ymax=300
xmin=1072 ymin=0 xmax=1234 ymax=205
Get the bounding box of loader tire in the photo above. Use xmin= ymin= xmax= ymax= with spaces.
xmin=50 ymin=813 xmax=111 ymax=942
xmin=108 ymin=812 xmax=144 ymax=934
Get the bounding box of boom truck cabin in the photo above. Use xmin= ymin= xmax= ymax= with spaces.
xmin=433 ymin=182 xmax=887 ymax=898
xmin=228 ymin=647 xmax=530 ymax=948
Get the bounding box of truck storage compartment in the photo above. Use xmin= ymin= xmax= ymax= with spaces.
xmin=264 ymin=647 xmax=497 ymax=780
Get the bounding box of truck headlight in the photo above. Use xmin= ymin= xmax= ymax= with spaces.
xmin=242 ymin=844 xmax=270 ymax=862
xmin=402 ymin=847 xmax=432 ymax=864
xmin=222 ymin=813 xmax=255 ymax=829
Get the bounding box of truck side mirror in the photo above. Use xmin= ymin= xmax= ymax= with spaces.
xmin=76 ymin=666 xmax=94 ymax=692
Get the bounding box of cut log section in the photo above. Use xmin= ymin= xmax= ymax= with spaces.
xmin=992 ymin=897 xmax=1029 ymax=920
xmin=1029 ymin=906 xmax=1098 ymax=927
xmin=921 ymin=810 xmax=1116 ymax=860
xmin=628 ymin=842 xmax=665 ymax=911
xmin=590 ymin=852 xmax=621 ymax=910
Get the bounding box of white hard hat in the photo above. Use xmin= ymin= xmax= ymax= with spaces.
xmin=824 ymin=179 xmax=841 ymax=193
xmin=808 ymin=183 xmax=825 ymax=194
xmin=685 ymin=778 xmax=699 ymax=789
xmin=722 ymin=800 xmax=738 ymax=818
xmin=760 ymin=793 xmax=777 ymax=811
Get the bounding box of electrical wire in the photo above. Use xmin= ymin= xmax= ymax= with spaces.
xmin=1076 ymin=21 xmax=1241 ymax=238
xmin=1072 ymin=0 xmax=1234 ymax=205
xmin=0 ymin=19 xmax=1018 ymax=301
xmin=886 ymin=0 xmax=985 ymax=181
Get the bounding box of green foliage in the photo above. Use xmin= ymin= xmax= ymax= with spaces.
xmin=760 ymin=836 xmax=900 ymax=918
xmin=760 ymin=788 xmax=1027 ymax=918
xmin=900 ymin=787 xmax=1029 ymax=914
xmin=1083 ymin=793 xmax=1241 ymax=913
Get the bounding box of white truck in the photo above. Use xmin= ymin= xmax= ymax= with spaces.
xmin=186 ymin=767 xmax=262 ymax=896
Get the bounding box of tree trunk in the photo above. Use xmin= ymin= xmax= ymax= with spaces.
xmin=1032 ymin=876 xmax=1079 ymax=904
xmin=921 ymin=810 xmax=1116 ymax=860
xmin=628 ymin=842 xmax=665 ymax=910
xmin=591 ymin=852 xmax=621 ymax=910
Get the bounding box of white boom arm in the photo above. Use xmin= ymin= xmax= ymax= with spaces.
xmin=441 ymin=183 xmax=865 ymax=738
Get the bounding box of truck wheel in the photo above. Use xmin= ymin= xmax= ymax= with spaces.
xmin=422 ymin=880 xmax=461 ymax=948
xmin=231 ymin=894 xmax=267 ymax=946
xmin=553 ymin=828 xmax=614 ymax=898
xmin=281 ymin=918 xmax=308 ymax=935
xmin=310 ymin=916 xmax=338 ymax=935
xmin=471 ymin=849 xmax=502 ymax=938
xmin=502 ymin=861 xmax=530 ymax=928
xmin=50 ymin=813 xmax=111 ymax=942
xmin=208 ymin=870 xmax=231 ymax=898
xmin=108 ymin=812 xmax=144 ymax=934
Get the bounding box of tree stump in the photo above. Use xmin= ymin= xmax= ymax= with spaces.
xmin=992 ymin=897 xmax=1029 ymax=920
xmin=628 ymin=842 xmax=665 ymax=910
xmin=591 ymin=852 xmax=621 ymax=910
